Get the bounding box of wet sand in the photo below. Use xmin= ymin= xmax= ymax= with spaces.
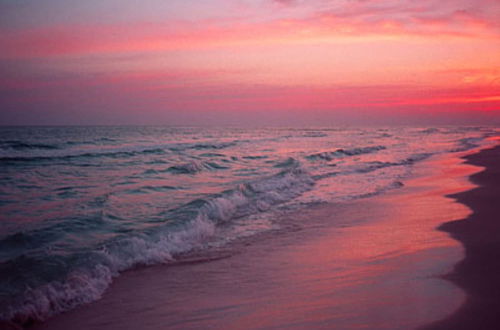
xmin=426 ymin=145 xmax=500 ymax=330
xmin=33 ymin=152 xmax=481 ymax=330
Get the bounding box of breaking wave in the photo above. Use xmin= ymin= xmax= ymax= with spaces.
xmin=1 ymin=126 xmax=494 ymax=327
xmin=0 ymin=163 xmax=314 ymax=325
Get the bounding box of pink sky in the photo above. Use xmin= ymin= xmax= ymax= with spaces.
xmin=0 ymin=0 xmax=499 ymax=125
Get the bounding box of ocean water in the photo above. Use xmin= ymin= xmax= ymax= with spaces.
xmin=0 ymin=126 xmax=497 ymax=324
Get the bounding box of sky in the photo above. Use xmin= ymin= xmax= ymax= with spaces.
xmin=0 ymin=0 xmax=499 ymax=126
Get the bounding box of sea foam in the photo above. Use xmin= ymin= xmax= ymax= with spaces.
xmin=0 ymin=162 xmax=314 ymax=324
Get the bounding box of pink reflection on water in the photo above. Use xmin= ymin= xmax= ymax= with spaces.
xmin=35 ymin=152 xmax=482 ymax=330
xmin=230 ymin=153 xmax=480 ymax=329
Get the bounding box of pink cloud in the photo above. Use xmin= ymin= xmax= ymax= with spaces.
xmin=1 ymin=3 xmax=498 ymax=60
xmin=1 ymin=0 xmax=498 ymax=125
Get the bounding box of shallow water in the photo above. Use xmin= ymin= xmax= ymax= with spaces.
xmin=34 ymin=152 xmax=480 ymax=330
xmin=0 ymin=125 xmax=497 ymax=323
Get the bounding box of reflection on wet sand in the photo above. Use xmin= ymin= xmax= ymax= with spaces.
xmin=35 ymin=152 xmax=480 ymax=330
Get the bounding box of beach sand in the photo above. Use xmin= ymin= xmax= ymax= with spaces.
xmin=32 ymin=150 xmax=485 ymax=330
xmin=426 ymin=145 xmax=500 ymax=330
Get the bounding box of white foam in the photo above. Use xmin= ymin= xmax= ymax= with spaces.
xmin=1 ymin=164 xmax=315 ymax=324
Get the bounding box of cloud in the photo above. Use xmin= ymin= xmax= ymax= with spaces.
xmin=1 ymin=0 xmax=498 ymax=125
xmin=1 ymin=5 xmax=497 ymax=61
xmin=1 ymin=0 xmax=498 ymax=60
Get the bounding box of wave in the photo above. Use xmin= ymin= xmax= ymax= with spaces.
xmin=64 ymin=137 xmax=118 ymax=146
xmin=452 ymin=137 xmax=484 ymax=152
xmin=198 ymin=152 xmax=226 ymax=157
xmin=354 ymin=180 xmax=404 ymax=199
xmin=399 ymin=152 xmax=432 ymax=164
xmin=306 ymin=145 xmax=386 ymax=161
xmin=419 ymin=128 xmax=440 ymax=134
xmin=169 ymin=141 xmax=237 ymax=152
xmin=124 ymin=185 xmax=179 ymax=194
xmin=274 ymin=157 xmax=300 ymax=168
xmin=0 ymin=146 xmax=167 ymax=164
xmin=0 ymin=137 xmax=120 ymax=153
xmin=0 ymin=141 xmax=60 ymax=151
xmin=166 ymin=160 xmax=229 ymax=174
xmin=0 ymin=163 xmax=314 ymax=325
xmin=242 ymin=155 xmax=268 ymax=160
xmin=353 ymin=153 xmax=432 ymax=172
xmin=302 ymin=132 xmax=328 ymax=138
xmin=311 ymin=152 xmax=432 ymax=180
xmin=192 ymin=142 xmax=237 ymax=150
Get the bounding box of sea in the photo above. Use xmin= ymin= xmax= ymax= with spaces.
xmin=0 ymin=125 xmax=498 ymax=325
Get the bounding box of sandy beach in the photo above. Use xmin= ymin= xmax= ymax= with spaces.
xmin=29 ymin=147 xmax=487 ymax=329
xmin=426 ymin=145 xmax=500 ymax=329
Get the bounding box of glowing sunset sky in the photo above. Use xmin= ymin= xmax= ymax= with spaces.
xmin=1 ymin=0 xmax=499 ymax=125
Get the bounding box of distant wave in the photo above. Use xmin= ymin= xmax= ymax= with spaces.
xmin=123 ymin=185 xmax=179 ymax=194
xmin=167 ymin=160 xmax=229 ymax=174
xmin=274 ymin=157 xmax=300 ymax=168
xmin=0 ymin=141 xmax=60 ymax=151
xmin=306 ymin=145 xmax=386 ymax=161
xmin=242 ymin=155 xmax=268 ymax=160
xmin=0 ymin=146 xmax=167 ymax=163
xmin=419 ymin=128 xmax=440 ymax=134
xmin=192 ymin=142 xmax=237 ymax=150
xmin=302 ymin=131 xmax=328 ymax=138
xmin=169 ymin=141 xmax=237 ymax=152
xmin=65 ymin=137 xmax=118 ymax=146
xmin=198 ymin=152 xmax=226 ymax=157
xmin=0 ymin=137 xmax=122 ymax=152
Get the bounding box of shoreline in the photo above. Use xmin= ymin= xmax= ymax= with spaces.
xmin=31 ymin=149 xmax=479 ymax=329
xmin=426 ymin=145 xmax=500 ymax=329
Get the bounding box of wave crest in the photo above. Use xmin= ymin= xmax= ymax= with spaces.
xmin=306 ymin=145 xmax=386 ymax=161
xmin=0 ymin=162 xmax=314 ymax=325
